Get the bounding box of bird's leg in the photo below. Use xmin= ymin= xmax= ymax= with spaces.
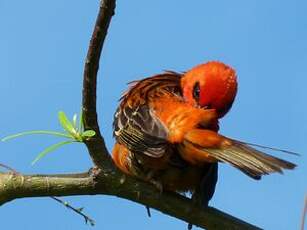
xmin=188 ymin=163 xmax=218 ymax=230
xmin=142 ymin=170 xmax=163 ymax=218
xmin=187 ymin=189 xmax=202 ymax=230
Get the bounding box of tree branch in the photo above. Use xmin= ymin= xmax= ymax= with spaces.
xmin=0 ymin=172 xmax=94 ymax=205
xmin=51 ymin=196 xmax=95 ymax=226
xmin=102 ymin=172 xmax=262 ymax=230
xmin=82 ymin=0 xmax=116 ymax=168
xmin=0 ymin=171 xmax=262 ymax=230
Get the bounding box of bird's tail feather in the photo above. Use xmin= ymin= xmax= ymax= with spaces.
xmin=181 ymin=129 xmax=296 ymax=180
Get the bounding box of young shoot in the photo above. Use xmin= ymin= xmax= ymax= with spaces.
xmin=1 ymin=111 xmax=95 ymax=165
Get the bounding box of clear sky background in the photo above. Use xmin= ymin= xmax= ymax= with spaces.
xmin=0 ymin=1 xmax=306 ymax=229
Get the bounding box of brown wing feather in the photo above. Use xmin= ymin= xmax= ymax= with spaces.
xmin=120 ymin=72 xmax=182 ymax=108
xmin=113 ymin=72 xmax=182 ymax=158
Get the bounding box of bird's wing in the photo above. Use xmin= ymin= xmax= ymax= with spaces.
xmin=113 ymin=72 xmax=182 ymax=158
xmin=113 ymin=104 xmax=168 ymax=158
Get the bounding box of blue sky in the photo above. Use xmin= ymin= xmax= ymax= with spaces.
xmin=0 ymin=0 xmax=306 ymax=229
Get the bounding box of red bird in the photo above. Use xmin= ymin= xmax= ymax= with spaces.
xmin=112 ymin=61 xmax=296 ymax=206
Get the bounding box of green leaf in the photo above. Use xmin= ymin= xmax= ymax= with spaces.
xmin=81 ymin=130 xmax=96 ymax=138
xmin=72 ymin=114 xmax=78 ymax=129
xmin=79 ymin=109 xmax=84 ymax=132
xmin=31 ymin=140 xmax=75 ymax=165
xmin=58 ymin=111 xmax=80 ymax=140
xmin=1 ymin=130 xmax=72 ymax=142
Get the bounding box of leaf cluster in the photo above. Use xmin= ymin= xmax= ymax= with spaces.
xmin=2 ymin=111 xmax=95 ymax=165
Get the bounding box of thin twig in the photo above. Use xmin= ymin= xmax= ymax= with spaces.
xmin=145 ymin=206 xmax=151 ymax=217
xmin=0 ymin=163 xmax=19 ymax=174
xmin=51 ymin=196 xmax=95 ymax=226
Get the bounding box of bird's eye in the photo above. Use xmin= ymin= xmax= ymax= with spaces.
xmin=193 ymin=82 xmax=200 ymax=102
xmin=203 ymin=104 xmax=212 ymax=109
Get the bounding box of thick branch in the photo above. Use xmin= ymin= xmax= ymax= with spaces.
xmin=0 ymin=172 xmax=94 ymax=205
xmin=106 ymin=173 xmax=262 ymax=230
xmin=82 ymin=0 xmax=116 ymax=168
xmin=0 ymin=171 xmax=261 ymax=230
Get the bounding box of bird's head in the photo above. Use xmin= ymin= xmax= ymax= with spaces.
xmin=181 ymin=61 xmax=237 ymax=118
